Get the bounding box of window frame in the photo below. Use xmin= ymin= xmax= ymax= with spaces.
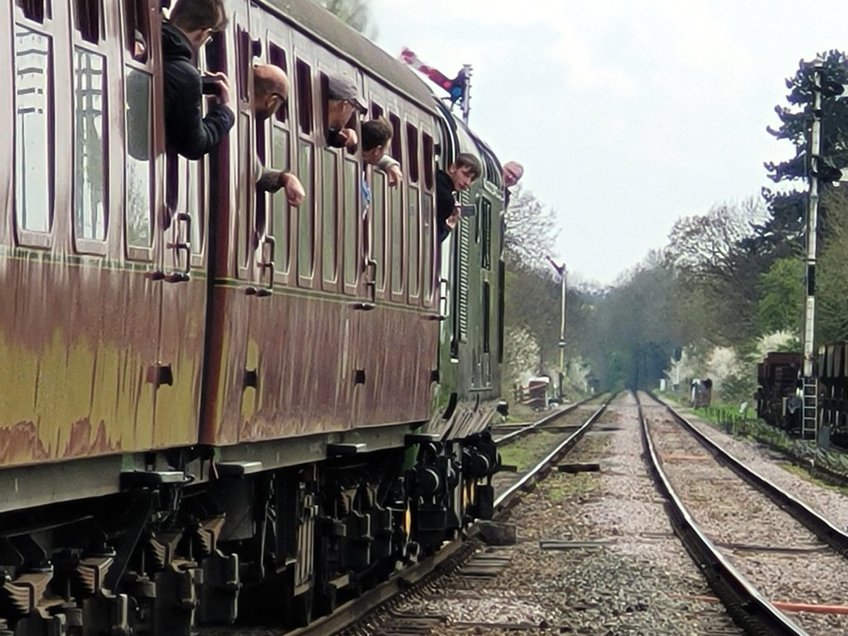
xmin=12 ymin=20 xmax=55 ymax=249
xmin=71 ymin=40 xmax=109 ymax=254
xmin=294 ymin=56 xmax=316 ymax=287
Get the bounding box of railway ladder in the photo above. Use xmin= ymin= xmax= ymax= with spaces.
xmin=801 ymin=377 xmax=818 ymax=440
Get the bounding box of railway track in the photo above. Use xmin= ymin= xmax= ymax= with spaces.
xmin=201 ymin=397 xmax=611 ymax=635
xmin=640 ymin=392 xmax=848 ymax=634
xmin=345 ymin=393 xmax=740 ymax=635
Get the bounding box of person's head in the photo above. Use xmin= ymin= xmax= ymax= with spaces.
xmin=326 ymin=74 xmax=367 ymax=129
xmin=361 ymin=118 xmax=393 ymax=164
xmin=502 ymin=161 xmax=524 ymax=188
xmin=447 ymin=153 xmax=482 ymax=191
xmin=169 ymin=0 xmax=227 ymax=52
xmin=253 ymin=64 xmax=289 ymax=122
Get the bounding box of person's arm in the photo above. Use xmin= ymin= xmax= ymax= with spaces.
xmin=257 ymin=168 xmax=305 ymax=205
xmin=376 ymin=154 xmax=403 ymax=186
xmin=327 ymin=127 xmax=358 ymax=150
xmin=436 ymin=182 xmax=458 ymax=242
xmin=165 ymin=63 xmax=235 ymax=160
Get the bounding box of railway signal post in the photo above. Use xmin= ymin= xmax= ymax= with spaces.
xmin=547 ymin=257 xmax=567 ymax=399
xmin=804 ymin=61 xmax=848 ymax=444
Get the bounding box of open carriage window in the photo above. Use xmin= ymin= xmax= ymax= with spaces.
xmin=123 ymin=0 xmax=150 ymax=63
xmin=422 ymin=133 xmax=434 ymax=190
xmin=388 ymin=113 xmax=401 ymax=161
xmin=296 ymin=59 xmax=313 ymax=135
xmin=268 ymin=42 xmax=288 ymax=123
xmin=405 ymin=123 xmax=419 ymax=183
xmin=74 ymin=0 xmax=102 ymax=44
xmin=16 ymin=0 xmax=49 ymax=23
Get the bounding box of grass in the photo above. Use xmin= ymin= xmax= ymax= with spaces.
xmin=499 ymin=431 xmax=560 ymax=471
xmin=540 ymin=472 xmax=597 ymax=503
xmin=689 ymin=405 xmax=848 ymax=493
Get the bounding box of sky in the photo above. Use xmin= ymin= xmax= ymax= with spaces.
xmin=370 ymin=0 xmax=848 ymax=286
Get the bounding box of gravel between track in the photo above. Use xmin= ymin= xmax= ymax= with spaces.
xmin=384 ymin=393 xmax=741 ymax=635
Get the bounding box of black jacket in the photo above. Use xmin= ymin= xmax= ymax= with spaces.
xmin=436 ymin=169 xmax=457 ymax=242
xmin=162 ymin=24 xmax=234 ymax=160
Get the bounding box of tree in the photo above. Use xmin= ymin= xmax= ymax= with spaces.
xmin=503 ymin=187 xmax=559 ymax=269
xmin=815 ymin=186 xmax=848 ymax=342
xmin=758 ymin=51 xmax=848 ymax=247
xmin=757 ymin=256 xmax=804 ymax=335
xmin=313 ymin=0 xmax=376 ymax=38
xmin=574 ymin=256 xmax=687 ymax=391
xmin=664 ymin=200 xmax=768 ymax=344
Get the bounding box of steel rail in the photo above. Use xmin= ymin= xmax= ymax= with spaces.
xmin=291 ymin=395 xmax=613 ymax=635
xmin=494 ymin=395 xmax=600 ymax=447
xmin=494 ymin=398 xmax=611 ymax=510
xmin=637 ymin=392 xmax=806 ymax=635
xmin=648 ymin=392 xmax=848 ymax=557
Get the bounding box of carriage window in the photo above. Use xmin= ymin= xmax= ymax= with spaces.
xmin=421 ymin=195 xmax=433 ymax=302
xmin=269 ymin=42 xmax=288 ymax=123
xmin=405 ymin=123 xmax=419 ymax=183
xmin=296 ymin=59 xmax=313 ymax=134
xmin=16 ymin=0 xmax=49 ymax=23
xmin=390 ymin=185 xmax=402 ymax=295
xmin=14 ymin=25 xmax=53 ymax=234
xmin=371 ymin=174 xmax=386 ymax=291
xmin=74 ymin=48 xmax=107 ymax=242
xmin=407 ymin=190 xmax=419 ymax=297
xmin=237 ymin=27 xmax=251 ymax=102
xmin=343 ymin=158 xmax=359 ymax=287
xmin=388 ymin=113 xmax=401 ymax=161
xmin=126 ymin=68 xmax=152 ymax=248
xmin=483 ymin=281 xmax=491 ymax=353
xmin=422 ymin=134 xmax=434 ymax=190
xmin=480 ymin=198 xmax=491 ymax=270
xmin=371 ymin=103 xmax=383 ymax=119
xmin=484 ymin=153 xmax=502 ymax=188
xmin=123 ymin=0 xmax=149 ymax=63
xmin=272 ymin=126 xmax=291 ymax=273
xmin=321 ymin=149 xmax=337 ymax=282
xmin=74 ymin=0 xmax=101 ymax=44
xmin=297 ymin=143 xmax=315 ymax=277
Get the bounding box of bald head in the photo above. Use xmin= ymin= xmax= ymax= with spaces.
xmin=253 ymin=64 xmax=289 ymax=122
xmin=503 ymin=161 xmax=524 ymax=188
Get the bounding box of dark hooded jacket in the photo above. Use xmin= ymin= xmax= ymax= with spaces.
xmin=162 ymin=23 xmax=234 ymax=159
xmin=436 ymin=169 xmax=457 ymax=242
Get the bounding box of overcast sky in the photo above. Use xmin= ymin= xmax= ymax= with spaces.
xmin=370 ymin=0 xmax=848 ymax=286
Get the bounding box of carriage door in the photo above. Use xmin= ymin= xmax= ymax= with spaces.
xmin=232 ymin=5 xmax=271 ymax=439
xmin=151 ymin=19 xmax=229 ymax=445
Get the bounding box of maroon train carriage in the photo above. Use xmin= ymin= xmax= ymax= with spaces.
xmin=755 ymin=352 xmax=802 ymax=432
xmin=0 ymin=0 xmax=505 ymax=633
xmin=818 ymin=341 xmax=848 ymax=447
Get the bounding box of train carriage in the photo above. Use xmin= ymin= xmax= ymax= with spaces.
xmin=1 ymin=0 xmax=507 ymax=633
xmin=755 ymin=352 xmax=801 ymax=432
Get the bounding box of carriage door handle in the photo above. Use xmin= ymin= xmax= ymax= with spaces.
xmin=431 ymin=277 xmax=449 ymax=321
xmin=165 ymin=212 xmax=192 ymax=283
xmin=354 ymin=259 xmax=377 ymax=311
xmin=256 ymin=234 xmax=276 ymax=297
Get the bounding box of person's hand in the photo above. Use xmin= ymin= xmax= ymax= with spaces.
xmin=338 ymin=127 xmax=358 ymax=150
xmin=208 ymin=72 xmax=231 ymax=106
xmin=386 ymin=163 xmax=403 ymax=186
xmin=445 ymin=207 xmax=461 ymax=230
xmin=282 ymin=172 xmax=305 ymax=206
